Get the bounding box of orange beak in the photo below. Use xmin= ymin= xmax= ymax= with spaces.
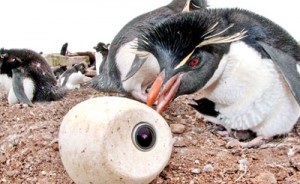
xmin=147 ymin=71 xmax=165 ymax=107
xmin=147 ymin=71 xmax=184 ymax=114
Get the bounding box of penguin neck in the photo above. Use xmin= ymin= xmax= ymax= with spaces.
xmin=200 ymin=41 xmax=268 ymax=106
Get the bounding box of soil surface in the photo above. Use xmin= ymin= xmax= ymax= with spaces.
xmin=0 ymin=86 xmax=299 ymax=183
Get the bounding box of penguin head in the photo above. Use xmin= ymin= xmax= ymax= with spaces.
xmin=73 ymin=63 xmax=86 ymax=74
xmin=184 ymin=0 xmax=209 ymax=11
xmin=0 ymin=50 xmax=22 ymax=70
xmin=137 ymin=11 xmax=247 ymax=113
xmin=93 ymin=42 xmax=109 ymax=53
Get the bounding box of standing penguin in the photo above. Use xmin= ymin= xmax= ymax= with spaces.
xmin=90 ymin=0 xmax=208 ymax=102
xmin=58 ymin=63 xmax=91 ymax=90
xmin=137 ymin=9 xmax=300 ymax=148
xmin=93 ymin=42 xmax=110 ymax=75
xmin=60 ymin=42 xmax=69 ymax=56
xmin=0 ymin=48 xmax=66 ymax=105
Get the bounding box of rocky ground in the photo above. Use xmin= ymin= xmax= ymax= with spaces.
xmin=0 ymin=86 xmax=299 ymax=183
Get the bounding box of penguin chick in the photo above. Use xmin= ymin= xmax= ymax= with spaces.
xmin=138 ymin=9 xmax=300 ymax=148
xmin=93 ymin=42 xmax=109 ymax=75
xmin=90 ymin=0 xmax=208 ymax=102
xmin=0 ymin=48 xmax=66 ymax=105
xmin=59 ymin=63 xmax=91 ymax=90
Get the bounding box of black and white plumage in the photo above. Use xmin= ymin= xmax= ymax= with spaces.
xmin=90 ymin=0 xmax=208 ymax=102
xmin=67 ymin=52 xmax=96 ymax=68
xmin=58 ymin=63 xmax=91 ymax=90
xmin=0 ymin=48 xmax=66 ymax=105
xmin=93 ymin=42 xmax=109 ymax=75
xmin=60 ymin=42 xmax=69 ymax=56
xmin=52 ymin=65 xmax=67 ymax=79
xmin=138 ymin=9 xmax=300 ymax=147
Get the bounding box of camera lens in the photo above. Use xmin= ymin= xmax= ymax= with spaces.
xmin=132 ymin=122 xmax=156 ymax=151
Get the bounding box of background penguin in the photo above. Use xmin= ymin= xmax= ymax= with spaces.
xmin=52 ymin=65 xmax=67 ymax=79
xmin=67 ymin=51 xmax=96 ymax=68
xmin=0 ymin=48 xmax=66 ymax=105
xmin=60 ymin=42 xmax=69 ymax=56
xmin=93 ymin=42 xmax=109 ymax=75
xmin=58 ymin=63 xmax=91 ymax=90
xmin=137 ymin=9 xmax=300 ymax=148
xmin=90 ymin=0 xmax=208 ymax=102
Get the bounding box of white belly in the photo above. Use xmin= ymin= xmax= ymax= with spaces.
xmin=0 ymin=74 xmax=13 ymax=92
xmin=8 ymin=77 xmax=35 ymax=104
xmin=95 ymin=52 xmax=103 ymax=75
xmin=200 ymin=41 xmax=300 ymax=137
xmin=115 ymin=39 xmax=160 ymax=93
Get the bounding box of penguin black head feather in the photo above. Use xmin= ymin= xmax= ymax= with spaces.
xmin=137 ymin=10 xmax=247 ymax=96
xmin=138 ymin=8 xmax=300 ymax=113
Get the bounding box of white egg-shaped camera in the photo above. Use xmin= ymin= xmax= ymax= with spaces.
xmin=59 ymin=97 xmax=173 ymax=184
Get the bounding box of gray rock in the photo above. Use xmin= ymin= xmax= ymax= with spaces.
xmin=44 ymin=54 xmax=89 ymax=67
xmin=251 ymin=172 xmax=277 ymax=184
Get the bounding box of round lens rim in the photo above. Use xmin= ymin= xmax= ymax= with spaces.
xmin=132 ymin=122 xmax=156 ymax=152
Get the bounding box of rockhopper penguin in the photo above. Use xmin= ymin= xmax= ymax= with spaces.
xmin=137 ymin=9 xmax=300 ymax=148
xmin=52 ymin=65 xmax=67 ymax=79
xmin=58 ymin=63 xmax=91 ymax=90
xmin=0 ymin=48 xmax=66 ymax=105
xmin=93 ymin=42 xmax=110 ymax=75
xmin=90 ymin=0 xmax=208 ymax=102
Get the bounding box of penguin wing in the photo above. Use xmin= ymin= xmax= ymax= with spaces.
xmin=122 ymin=55 xmax=147 ymax=82
xmin=12 ymin=68 xmax=33 ymax=105
xmin=258 ymin=41 xmax=300 ymax=105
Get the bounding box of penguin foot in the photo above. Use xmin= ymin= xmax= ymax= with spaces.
xmin=215 ymin=126 xmax=256 ymax=142
xmin=131 ymin=90 xmax=151 ymax=104
xmin=233 ymin=130 xmax=256 ymax=141
xmin=217 ymin=130 xmax=232 ymax=137
xmin=131 ymin=91 xmax=147 ymax=103
xmin=226 ymin=136 xmax=273 ymax=149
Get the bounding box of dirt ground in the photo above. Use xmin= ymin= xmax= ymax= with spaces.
xmin=0 ymin=86 xmax=299 ymax=184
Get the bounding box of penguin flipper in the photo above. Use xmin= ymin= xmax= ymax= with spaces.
xmin=122 ymin=56 xmax=147 ymax=82
xmin=258 ymin=41 xmax=300 ymax=106
xmin=12 ymin=68 xmax=33 ymax=105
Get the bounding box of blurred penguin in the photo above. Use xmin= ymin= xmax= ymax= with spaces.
xmin=0 ymin=48 xmax=66 ymax=105
xmin=93 ymin=42 xmax=110 ymax=75
xmin=59 ymin=63 xmax=91 ymax=90
xmin=60 ymin=42 xmax=69 ymax=56
xmin=52 ymin=65 xmax=67 ymax=79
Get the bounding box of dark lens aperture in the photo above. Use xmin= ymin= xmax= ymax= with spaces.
xmin=132 ymin=122 xmax=156 ymax=151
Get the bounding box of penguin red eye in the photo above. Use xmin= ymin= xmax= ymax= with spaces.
xmin=188 ymin=58 xmax=200 ymax=67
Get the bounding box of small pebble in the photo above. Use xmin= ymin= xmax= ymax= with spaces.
xmin=287 ymin=148 xmax=295 ymax=157
xmin=0 ymin=155 xmax=6 ymax=163
xmin=173 ymin=137 xmax=188 ymax=147
xmin=6 ymin=170 xmax=19 ymax=177
xmin=191 ymin=168 xmax=201 ymax=174
xmin=203 ymin=164 xmax=214 ymax=172
xmin=226 ymin=139 xmax=241 ymax=149
xmin=238 ymin=158 xmax=249 ymax=171
xmin=41 ymin=171 xmax=47 ymax=176
xmin=251 ymin=172 xmax=277 ymax=184
xmin=189 ymin=180 xmax=195 ymax=184
xmin=170 ymin=124 xmax=186 ymax=134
